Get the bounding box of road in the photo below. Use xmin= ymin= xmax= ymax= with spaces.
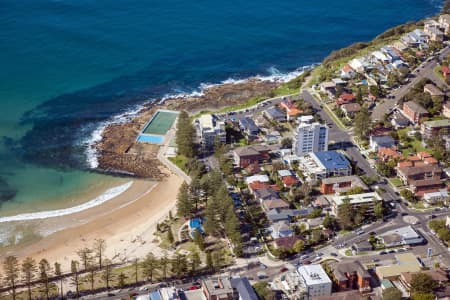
xmin=371 ymin=45 xmax=450 ymax=120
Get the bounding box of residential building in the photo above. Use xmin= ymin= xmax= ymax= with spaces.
xmin=379 ymin=226 xmax=424 ymax=247
xmin=401 ymin=269 xmax=449 ymax=289
xmin=336 ymin=93 xmax=356 ymax=106
xmin=293 ymin=122 xmax=329 ymax=156
xmin=423 ymin=189 xmax=449 ymax=206
xmin=262 ymin=199 xmax=290 ymax=212
xmin=326 ymin=192 xmax=382 ymax=217
xmin=273 ymin=236 xmax=302 ymax=249
xmin=320 ymin=175 xmax=368 ymax=194
xmin=402 ymin=101 xmax=428 ymax=124
xmin=443 ymin=102 xmax=450 ymax=118
xmin=263 ymin=107 xmax=286 ymax=122
xmin=279 ymin=98 xmax=303 ymax=121
xmin=421 ymin=119 xmax=450 ymax=140
xmin=439 ymin=14 xmax=450 ymax=34
xmin=341 ymin=64 xmax=356 ymax=79
xmin=245 ymin=174 xmax=270 ymax=185
xmin=352 ymin=240 xmax=373 ymax=253
xmin=298 ymin=115 xmax=315 ymax=124
xmin=270 ymin=220 xmax=294 ymax=239
xmin=376 ymin=253 xmax=422 ymax=280
xmin=182 ymin=289 xmax=207 ymax=300
xmin=369 ymin=135 xmax=396 ymax=152
xmin=196 ymin=114 xmax=226 ymax=148
xmin=391 ymin=112 xmax=410 ymax=129
xmin=424 ymin=83 xmax=444 ymax=97
xmin=202 ymin=278 xmax=235 ymax=300
xmin=239 ymin=117 xmax=259 ymax=139
xmin=230 ymin=277 xmax=259 ymax=300
xmin=253 ymin=187 xmax=280 ymax=203
xmin=266 ymin=208 xmax=302 ymax=224
xmin=233 ymin=145 xmax=271 ymax=168
xmin=442 ymin=65 xmax=450 ymax=78
xmin=425 ymin=19 xmax=441 ymax=33
xmin=341 ymin=103 xmax=361 ymax=118
xmin=297 ymin=265 xmax=332 ymax=298
xmin=378 ymin=147 xmax=402 ymax=162
xmin=320 ymin=81 xmax=337 ymax=95
xmin=331 ymin=261 xmax=372 ymax=292
xmin=426 ymin=26 xmax=444 ymax=42
xmin=298 ymin=151 xmax=351 ymax=181
xmin=397 ymin=164 xmax=443 ymax=195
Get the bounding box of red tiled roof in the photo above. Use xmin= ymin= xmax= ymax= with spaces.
xmin=282 ymin=176 xmax=299 ymax=186
xmin=340 ymin=93 xmax=355 ymax=101
xmin=342 ymin=64 xmax=353 ymax=73
xmin=407 ymin=155 xmax=421 ymax=162
xmin=378 ymin=147 xmax=401 ymax=159
xmin=442 ymin=65 xmax=450 ymax=75
xmin=249 ymin=181 xmax=269 ymax=191
xmin=418 ymin=151 xmax=432 ymax=159
xmin=398 ymin=161 xmax=413 ymax=168
xmin=274 ymin=236 xmax=300 ymax=249
xmin=424 ymin=157 xmax=438 ymax=165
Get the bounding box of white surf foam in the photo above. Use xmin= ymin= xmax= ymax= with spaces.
xmin=0 ymin=181 xmax=133 ymax=223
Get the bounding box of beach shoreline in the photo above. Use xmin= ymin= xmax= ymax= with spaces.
xmin=1 ymin=173 xmax=182 ymax=272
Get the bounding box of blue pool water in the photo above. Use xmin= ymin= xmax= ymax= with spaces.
xmin=137 ymin=135 xmax=165 ymax=144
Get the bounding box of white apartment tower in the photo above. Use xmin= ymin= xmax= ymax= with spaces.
xmin=293 ymin=122 xmax=328 ymax=156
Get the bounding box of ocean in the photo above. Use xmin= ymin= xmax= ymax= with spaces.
xmin=0 ymin=0 xmax=443 ymax=218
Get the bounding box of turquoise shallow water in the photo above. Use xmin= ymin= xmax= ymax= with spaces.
xmin=0 ymin=0 xmax=443 ymax=215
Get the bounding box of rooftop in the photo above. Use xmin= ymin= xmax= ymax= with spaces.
xmin=403 ymin=101 xmax=428 ymax=114
xmin=329 ymin=192 xmax=381 ymax=206
xmin=230 ymin=277 xmax=259 ymax=300
xmin=331 ymin=260 xmax=371 ymax=282
xmin=234 ymin=145 xmax=270 ymax=157
xmin=202 ymin=278 xmax=233 ymax=297
xmin=423 ymin=119 xmax=450 ymax=128
xmin=376 ymin=253 xmax=422 ymax=278
xmin=298 ymin=264 xmax=332 ymax=286
xmin=424 ymin=83 xmax=444 ymax=96
xmin=312 ymin=151 xmax=351 ymax=171
xmin=381 ymin=226 xmax=421 ymax=241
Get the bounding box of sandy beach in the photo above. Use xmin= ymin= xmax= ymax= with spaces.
xmin=2 ymin=173 xmax=183 ymax=272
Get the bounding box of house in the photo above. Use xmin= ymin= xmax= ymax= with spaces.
xmin=320 ymin=81 xmax=337 ymax=95
xmin=253 ymin=187 xmax=280 ymax=203
xmin=297 ymin=265 xmax=332 ymax=298
xmin=273 ymin=236 xmax=301 ymax=249
xmin=263 ymin=107 xmax=286 ymax=122
xmin=245 ymin=162 xmax=261 ymax=175
xmin=341 ymin=103 xmax=361 ymax=118
xmin=341 ymin=64 xmax=356 ymax=79
xmin=372 ymin=50 xmax=389 ymax=63
xmin=331 ymin=261 xmax=372 ymax=292
xmin=320 ymin=175 xmax=368 ymax=194
xmin=376 ymin=253 xmax=422 ymax=280
xmin=266 ymin=208 xmax=293 ymax=223
xmin=369 ymin=135 xmax=396 ymax=152
xmin=424 ymin=83 xmax=444 ymax=97
xmin=245 ymin=174 xmax=270 ymax=185
xmin=248 ymin=181 xmax=280 ymax=194
xmin=239 ymin=117 xmax=260 ymax=138
xmin=326 ymin=192 xmax=382 ymax=217
xmin=233 ymin=145 xmax=271 ymax=168
xmin=439 ymin=14 xmax=450 ymax=34
xmin=423 ymin=189 xmax=449 ymax=206
xmin=336 ymin=93 xmax=356 ymax=105
xmin=202 ymin=278 xmax=235 ymax=300
xmin=298 ymin=151 xmax=352 ymax=181
xmin=401 ymin=101 xmax=428 ymax=124
xmin=270 ymin=221 xmax=294 ymax=239
xmin=427 ymin=26 xmax=444 ymax=42
xmin=282 ymin=176 xmax=299 ymax=188
xmin=443 ymin=102 xmax=450 ymax=118
xmin=421 ymin=119 xmax=450 ymax=140
xmin=381 ymin=46 xmax=401 ymax=62
xmin=352 ymin=240 xmax=373 ymax=253
xmin=298 ymin=115 xmax=315 ymax=124
xmin=279 ymin=99 xmax=303 ymax=121
xmin=442 ymin=65 xmax=450 ymax=78
xmin=391 ymin=112 xmax=410 ymax=129
xmin=278 ymin=169 xmax=293 ymax=178
xmin=262 ymin=199 xmax=290 ymax=212
xmin=378 ymin=147 xmax=402 ymax=162
xmin=379 ymin=226 xmax=424 ymax=247
xmin=196 ymin=114 xmax=226 ymax=148
xmin=230 ymin=277 xmax=259 ymax=300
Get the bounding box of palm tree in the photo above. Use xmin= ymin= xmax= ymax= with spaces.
xmin=21 ymin=257 xmax=37 ymax=300
xmin=39 ymin=259 xmax=52 ymax=300
xmin=3 ymin=256 xmax=20 ymax=300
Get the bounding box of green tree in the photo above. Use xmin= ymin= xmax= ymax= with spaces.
xmin=382 ymin=287 xmax=402 ymax=300
xmin=102 ymin=259 xmax=114 ymax=290
xmin=142 ymin=252 xmax=158 ymax=283
xmin=175 ymin=110 xmax=195 ymax=158
xmin=160 ymin=255 xmax=169 ymax=280
xmin=354 ymin=106 xmax=371 ymax=140
xmin=118 ymin=272 xmax=127 ymax=288
xmin=93 ymin=238 xmax=107 ymax=269
xmin=293 ymin=240 xmax=305 ymax=253
xmin=206 ymin=251 xmax=213 ymax=272
xmin=71 ymin=260 xmax=81 ymax=298
xmin=133 ymin=258 xmax=139 ymax=284
xmin=176 ymin=182 xmax=193 ymax=218
xmin=410 ymin=273 xmax=438 ymax=294
xmin=3 ymin=256 xmax=20 ymax=300
xmin=54 ymin=262 xmax=63 ymax=300
xmin=374 ymin=202 xmax=384 ymax=220
xmin=76 ymin=247 xmax=94 ymax=271
xmin=38 ymin=259 xmax=51 ymax=300
xmin=21 ymin=257 xmax=37 ymax=300
xmin=193 ymin=229 xmax=205 ymax=251
xmin=322 ymin=214 xmax=337 ymax=230
xmin=400 ymin=189 xmax=416 ymax=202
xmin=281 ymin=137 xmax=293 ymax=149
xmin=167 ymin=226 xmax=175 ymax=245
xmin=253 ymin=282 xmax=276 ymax=300
xmin=338 ymin=198 xmax=355 ymax=229
xmin=412 ymin=293 xmax=436 ymax=300
xmin=190 ymin=251 xmax=201 ymax=274
xmin=171 ymin=254 xmax=187 ymax=278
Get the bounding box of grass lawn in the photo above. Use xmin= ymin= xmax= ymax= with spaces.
xmin=344 ymin=249 xmax=353 ymax=256
xmin=389 ymin=177 xmax=403 ymax=187
xmin=434 ymin=65 xmax=447 ymax=84
xmin=168 ymin=155 xmax=188 ymax=172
